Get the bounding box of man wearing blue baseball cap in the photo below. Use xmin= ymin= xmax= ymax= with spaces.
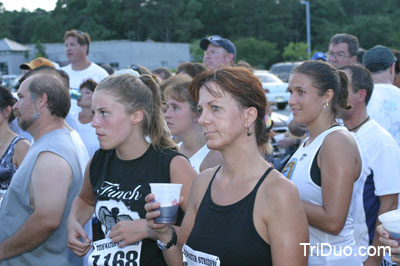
xmin=363 ymin=45 xmax=400 ymax=148
xmin=200 ymin=35 xmax=236 ymax=70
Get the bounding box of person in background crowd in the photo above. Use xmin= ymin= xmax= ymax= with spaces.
xmin=391 ymin=49 xmax=400 ymax=88
xmin=200 ymin=35 xmax=236 ymax=70
xmin=0 ymin=86 xmax=30 ymax=195
xmin=327 ymin=33 xmax=359 ymax=68
xmin=130 ymin=64 xmax=152 ymax=76
xmin=312 ymin=52 xmax=327 ymax=61
xmin=236 ymin=60 xmax=253 ymax=70
xmin=163 ymin=74 xmax=222 ymax=172
xmin=99 ymin=64 xmax=114 ymax=75
xmin=282 ymin=60 xmax=362 ymax=265
xmin=13 ymin=58 xmax=59 ymax=142
xmin=377 ymin=225 xmax=400 ymax=264
xmin=67 ymin=73 xmax=196 ymax=266
xmin=19 ymin=57 xmax=55 ymax=75
xmin=357 ymin=48 xmax=366 ymax=65
xmin=74 ymin=79 xmax=99 ymax=157
xmin=146 ymin=67 xmax=309 ymax=266
xmin=152 ymin=67 xmax=172 ymax=81
xmin=339 ymin=64 xmax=400 ymax=265
xmin=0 ymin=68 xmax=86 ymax=265
xmin=176 ymin=62 xmax=207 ymax=78
xmin=363 ymin=45 xmax=400 ymax=146
xmin=61 ymin=29 xmax=109 ymax=130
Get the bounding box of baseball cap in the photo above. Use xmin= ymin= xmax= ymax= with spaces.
xmin=200 ymin=35 xmax=236 ymax=60
xmin=363 ymin=45 xmax=396 ymax=72
xmin=312 ymin=52 xmax=327 ymax=61
xmin=20 ymin=57 xmax=55 ymax=70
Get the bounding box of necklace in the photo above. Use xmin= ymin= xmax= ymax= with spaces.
xmin=349 ymin=116 xmax=370 ymax=132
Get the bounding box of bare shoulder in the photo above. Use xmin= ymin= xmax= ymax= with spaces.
xmin=321 ymin=129 xmax=360 ymax=161
xmin=15 ymin=139 xmax=30 ymax=153
xmin=13 ymin=139 xmax=30 ymax=166
xmin=199 ymin=150 xmax=223 ymax=172
xmin=324 ymin=129 xmax=357 ymax=150
xmin=170 ymin=154 xmax=192 ymax=169
xmin=261 ymin=169 xmax=300 ymax=205
xmin=34 ymin=151 xmax=73 ymax=180
xmin=191 ymin=166 xmax=219 ymax=209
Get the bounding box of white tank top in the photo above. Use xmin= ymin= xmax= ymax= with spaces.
xmin=282 ymin=126 xmax=362 ymax=266
xmin=177 ymin=143 xmax=209 ymax=173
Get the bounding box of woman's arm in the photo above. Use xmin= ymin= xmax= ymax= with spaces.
xmin=12 ymin=139 xmax=30 ymax=167
xmin=67 ymin=158 xmax=96 ymax=256
xmin=145 ymin=167 xmax=215 ymax=265
xmin=263 ymin=173 xmax=309 ymax=266
xmin=302 ymin=131 xmax=361 ymax=234
xmin=169 ymin=155 xmax=197 ymax=211
xmin=107 ymin=155 xmax=197 ymax=247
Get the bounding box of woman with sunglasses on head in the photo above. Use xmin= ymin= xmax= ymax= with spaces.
xmin=163 ymin=75 xmax=222 ymax=173
xmin=67 ymin=73 xmax=196 ymax=266
xmin=282 ymin=60 xmax=362 ymax=265
xmin=145 ymin=67 xmax=309 ymax=266
xmin=0 ymin=86 xmax=30 ymax=199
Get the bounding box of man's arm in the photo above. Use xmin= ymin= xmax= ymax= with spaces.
xmin=0 ymin=151 xmax=73 ymax=261
xmin=364 ymin=194 xmax=398 ymax=266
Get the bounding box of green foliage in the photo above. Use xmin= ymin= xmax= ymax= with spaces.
xmin=283 ymin=42 xmax=309 ymax=61
xmin=0 ymin=0 xmax=400 ymax=62
xmin=190 ymin=39 xmax=203 ymax=63
xmin=235 ymin=37 xmax=279 ymax=69
xmin=33 ymin=41 xmax=47 ymax=58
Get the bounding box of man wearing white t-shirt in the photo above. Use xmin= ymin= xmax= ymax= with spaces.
xmin=61 ymin=30 xmax=107 ymax=266
xmin=61 ymin=29 xmax=108 ymax=130
xmin=363 ymin=45 xmax=400 ymax=147
xmin=340 ymin=65 xmax=400 ymax=266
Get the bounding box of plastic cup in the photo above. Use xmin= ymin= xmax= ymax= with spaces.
xmin=379 ymin=209 xmax=400 ymax=258
xmin=150 ymin=183 xmax=182 ymax=224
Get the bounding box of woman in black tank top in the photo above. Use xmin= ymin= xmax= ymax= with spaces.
xmin=145 ymin=67 xmax=309 ymax=266
xmin=67 ymin=74 xmax=196 ymax=266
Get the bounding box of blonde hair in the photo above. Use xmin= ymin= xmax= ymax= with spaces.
xmin=96 ymin=73 xmax=177 ymax=150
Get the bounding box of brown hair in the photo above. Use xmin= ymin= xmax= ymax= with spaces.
xmin=96 ymin=73 xmax=177 ymax=150
xmin=190 ymin=66 xmax=269 ymax=148
xmin=0 ymin=86 xmax=17 ymax=123
xmin=329 ymin=33 xmax=359 ymax=56
xmin=26 ymin=68 xmax=71 ymax=118
xmin=79 ymin=78 xmax=98 ymax=92
xmin=292 ymin=60 xmax=350 ymax=118
xmin=177 ymin=62 xmax=207 ymax=78
xmin=163 ymin=75 xmax=197 ymax=113
xmin=64 ymin=29 xmax=91 ymax=55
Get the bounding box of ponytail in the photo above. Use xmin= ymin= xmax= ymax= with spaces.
xmin=139 ymin=75 xmax=178 ymax=151
xmin=336 ymin=70 xmax=351 ymax=114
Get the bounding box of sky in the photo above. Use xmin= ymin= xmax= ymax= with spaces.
xmin=0 ymin=0 xmax=57 ymax=12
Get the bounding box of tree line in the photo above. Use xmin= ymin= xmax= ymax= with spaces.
xmin=1 ymin=0 xmax=399 ymax=69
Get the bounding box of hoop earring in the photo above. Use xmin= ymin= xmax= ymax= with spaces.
xmin=323 ymin=100 xmax=329 ymax=109
xmin=246 ymin=128 xmax=252 ymax=136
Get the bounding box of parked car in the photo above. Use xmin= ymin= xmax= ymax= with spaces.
xmin=253 ymin=70 xmax=289 ymax=110
xmin=269 ymin=61 xmax=303 ymax=82
xmin=1 ymin=74 xmax=19 ymax=91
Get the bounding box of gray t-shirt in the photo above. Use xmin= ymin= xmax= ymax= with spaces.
xmin=0 ymin=128 xmax=85 ymax=265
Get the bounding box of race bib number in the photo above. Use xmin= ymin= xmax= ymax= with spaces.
xmin=183 ymin=244 xmax=220 ymax=266
xmin=88 ymin=238 xmax=142 ymax=266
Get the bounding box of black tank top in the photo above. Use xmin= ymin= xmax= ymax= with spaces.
xmin=90 ymin=146 xmax=184 ymax=266
xmin=185 ymin=166 xmax=273 ymax=266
